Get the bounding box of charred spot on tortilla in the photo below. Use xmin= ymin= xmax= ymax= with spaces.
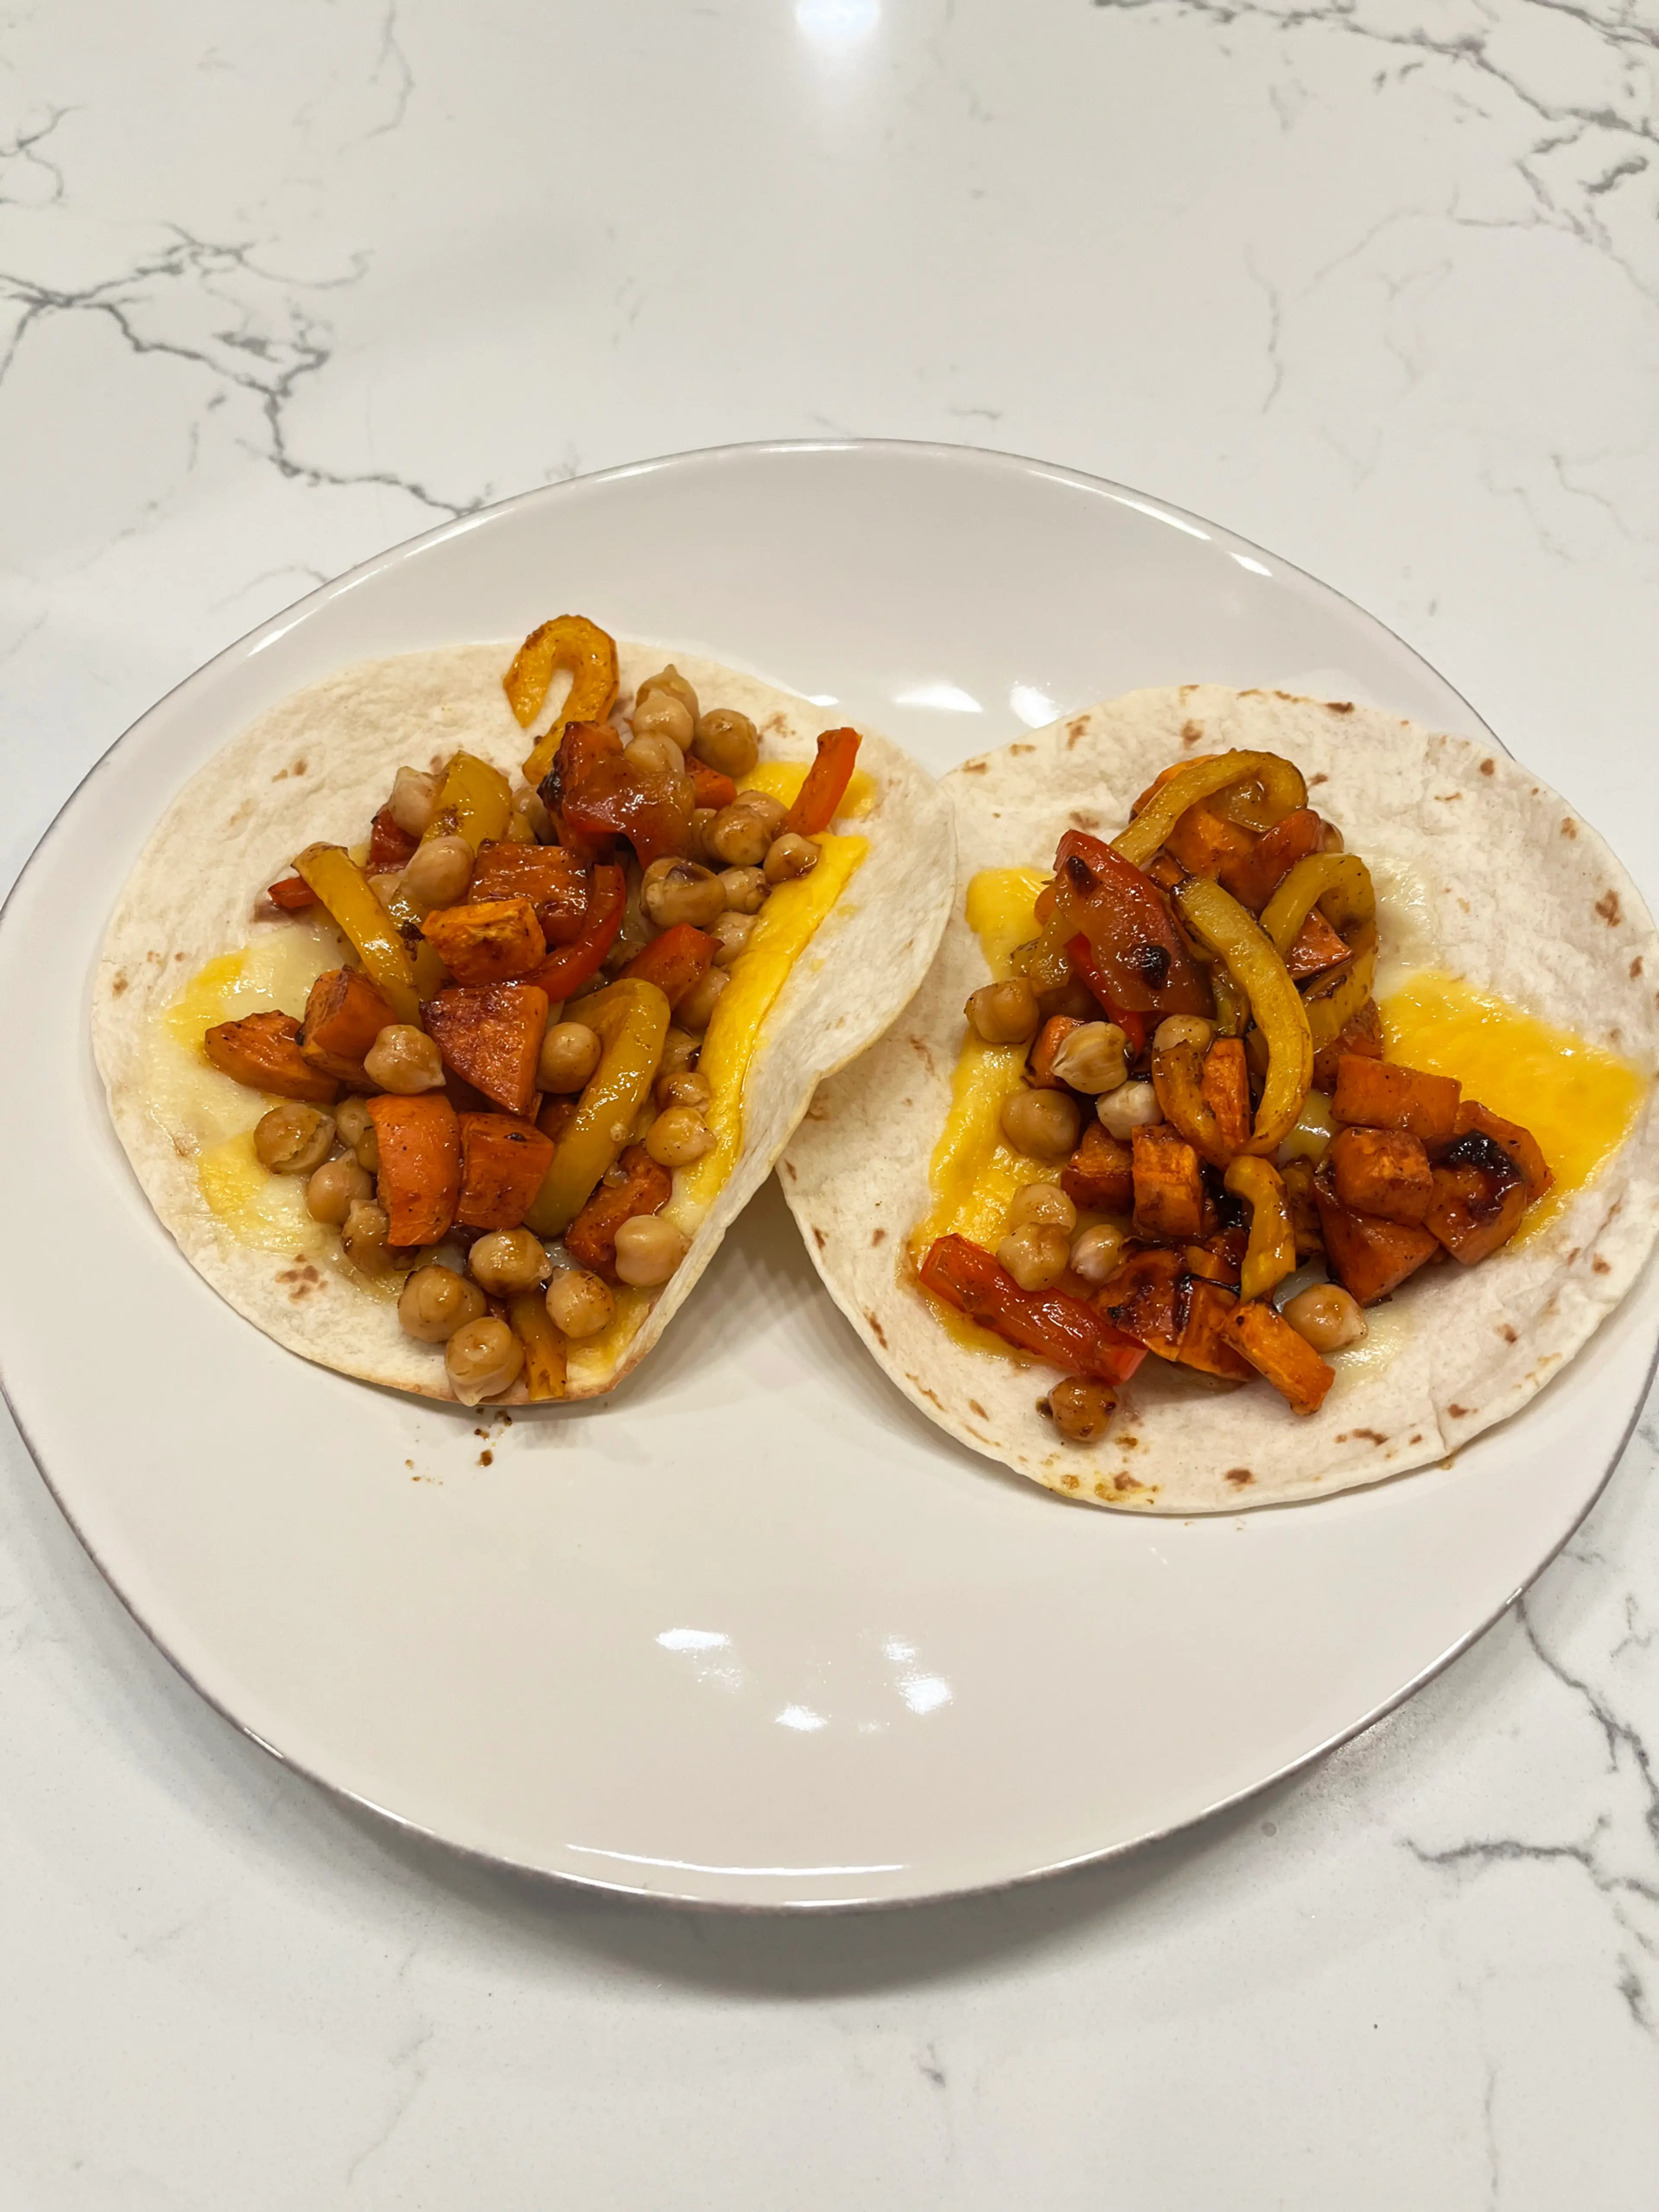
xmin=1308 ymin=772 xmax=1328 ymax=786
xmin=1500 ymin=1324 xmax=1517 ymax=1343
xmin=812 ymin=1226 xmax=826 ymax=1250
xmin=1225 ymin=1469 xmax=1254 ymax=1486
xmin=963 ymin=759 xmax=989 ymax=773
xmin=111 ymin=972 xmax=128 ymax=995
xmin=969 ymin=1399 xmax=988 ymax=1418
xmin=871 ymin=1226 xmax=886 ymax=1245
xmin=1596 ymin=890 xmax=1622 ymax=926
xmin=866 ymin=1312 xmax=888 ymax=1348
xmin=1326 ymin=702 xmax=1354 ymax=714
xmin=1562 ymin=818 xmax=1578 ymax=838
xmin=1480 ymin=758 xmax=1495 ymax=776
xmin=1447 ymin=1405 xmax=1472 ymax=1419
xmin=1631 ymin=956 xmax=1644 ymax=979
xmin=1181 ymin=720 xmax=1204 ymax=746
xmin=1592 ymin=1254 xmax=1611 ymax=1273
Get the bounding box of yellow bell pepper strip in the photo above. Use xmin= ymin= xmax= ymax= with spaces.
xmin=375 ymin=877 xmax=451 ymax=1001
xmin=420 ymin=751 xmax=514 ymax=857
xmin=1173 ymin=874 xmax=1312 ymax=1153
xmin=1150 ymin=1037 xmax=1233 ymax=1169
xmin=523 ymin=978 xmax=670 ymax=1238
xmin=1223 ymin=1155 xmax=1297 ymax=1301
xmin=1260 ymin=853 xmax=1379 ymax=1051
xmin=1115 ymin=751 xmax=1307 ymax=871
xmin=508 ymin=1291 xmax=568 ymax=1400
xmin=504 ymin=616 xmax=621 ymax=788
xmin=293 ymin=842 xmax=423 ymax=1027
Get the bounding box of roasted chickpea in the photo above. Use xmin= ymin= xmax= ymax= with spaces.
xmin=1319 ymin=821 xmax=1346 ymax=854
xmin=658 ymin=1027 xmax=700 ymax=1078
xmin=1282 ymin=1282 xmax=1367 ymax=1353
xmin=705 ymin=803 xmax=772 ymax=869
xmin=445 ymin=1317 xmax=524 ymax=1406
xmin=388 ymin=766 xmax=439 ymax=838
xmin=1037 ymin=977 xmax=1099 ymax=1022
xmin=305 ymin=1154 xmax=372 ymax=1225
xmin=733 ymin=790 xmax=787 ymax=838
xmin=1153 ymin=1015 xmax=1214 ymax=1054
xmin=641 ymin=857 xmax=728 ymax=930
xmin=997 ymin=1222 xmax=1070 ymax=1292
xmin=717 ymin=865 xmax=768 ymax=915
xmin=1097 ymin=1079 xmax=1163 ymax=1141
xmin=763 ymin=832 xmax=819 ymax=885
xmin=686 ymin=806 xmax=718 ymax=863
xmin=708 ymin=911 xmax=756 ymax=965
xmin=468 ymin=1228 xmax=552 ymax=1297
xmin=512 ymin=784 xmax=553 ymax=841
xmin=545 ymin=1267 xmax=616 ymax=1340
xmin=1069 ymin=1222 xmax=1126 ymax=1285
xmin=335 ymin=1095 xmax=379 ymax=1171
xmin=340 ymin=1198 xmax=395 ymax=1276
xmin=692 ymin=706 xmax=760 ymax=779
xmin=364 ymin=1024 xmax=446 ymax=1095
xmin=613 ymin=1215 xmax=690 ymax=1287
xmin=625 ymin=733 xmax=686 ymax=779
xmin=645 ymin=1106 xmax=716 ymax=1168
xmin=538 ymin=1021 xmax=602 ymax=1094
xmin=1277 ymin=1090 xmax=1335 ymax=1166
xmin=656 ymin=1067 xmax=712 ymax=1113
xmin=631 ymin=692 xmax=693 ymax=753
xmin=1046 ymin=1376 xmax=1117 ymax=1444
xmin=1000 ymin=1086 xmax=1081 ymax=1160
xmin=253 ymin=1103 xmax=335 ymax=1175
xmin=1050 ymin=1020 xmax=1130 ymax=1095
xmin=1007 ymin=1181 xmax=1076 ymax=1235
xmin=965 ymin=978 xmax=1041 ymax=1047
xmin=401 ymin=832 xmax=474 ymax=909
xmin=398 ymin=1263 xmax=487 ymax=1343
xmin=636 ymin=665 xmax=699 ymax=724
xmin=675 ymin=963 xmax=729 ymax=1034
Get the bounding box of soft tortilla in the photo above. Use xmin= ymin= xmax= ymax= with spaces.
xmin=94 ymin=642 xmax=955 ymax=1402
xmin=781 ymin=686 xmax=1659 ymax=1512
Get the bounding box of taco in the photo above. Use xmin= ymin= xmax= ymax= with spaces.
xmin=94 ymin=621 xmax=954 ymax=1405
xmin=782 ymin=686 xmax=1659 ymax=1512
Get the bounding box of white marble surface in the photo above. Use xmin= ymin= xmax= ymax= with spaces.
xmin=2 ymin=0 xmax=1657 ymax=2201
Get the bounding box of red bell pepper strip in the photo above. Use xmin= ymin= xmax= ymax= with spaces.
xmin=559 ymin=755 xmax=693 ymax=868
xmin=1042 ymin=830 xmax=1210 ymax=1016
xmin=1066 ymin=935 xmax=1147 ymax=1057
xmin=524 ymin=865 xmax=626 ymax=999
xmin=266 ymin=874 xmax=318 ymax=912
xmin=623 ymin=922 xmax=715 ymax=1009
xmin=686 ymin=756 xmax=737 ymax=811
xmin=919 ymin=1235 xmax=1147 ymax=1384
xmin=542 ymin=721 xmax=624 ymax=860
xmin=785 ymin=727 xmax=861 ymax=837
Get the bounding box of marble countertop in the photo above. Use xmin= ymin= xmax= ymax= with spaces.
xmin=3 ymin=2 xmax=1657 ymax=2202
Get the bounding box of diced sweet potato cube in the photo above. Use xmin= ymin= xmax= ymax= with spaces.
xmin=1227 ymin=1299 xmax=1335 ymax=1413
xmin=1280 ymin=1156 xmax=1325 ymax=1259
xmin=1131 ymin=1123 xmax=1205 ymax=1241
xmin=1332 ymin=1054 xmax=1461 ymax=1150
xmin=537 ymin=1096 xmax=579 ymax=1147
xmin=365 ymin=1093 xmax=460 ymax=1247
xmin=366 ymin=804 xmax=418 ymax=873
xmin=1061 ymin=1124 xmax=1133 ymax=1214
xmin=1097 ymin=1246 xmax=1184 ymax=1358
xmin=299 ymin=966 xmax=394 ymax=1086
xmin=1180 ymin=1279 xmax=1255 ymax=1380
xmin=1166 ymin=802 xmax=1254 ymax=882
xmin=1184 ymin=1225 xmax=1247 ymax=1288
xmin=1454 ymin=1101 xmax=1552 ymax=1195
xmin=1028 ymin=1016 xmax=1083 ymax=1089
xmin=1226 ymin=807 xmax=1323 ymax=911
xmin=422 ymin=898 xmax=547 ymax=986
xmin=564 ymin=1144 xmax=671 ymax=1282
xmin=1285 ymin=908 xmax=1354 ymax=981
xmin=469 ymin=843 xmax=591 ymax=946
xmin=203 ymin=1009 xmax=338 ymax=1103
xmin=1328 ymin=1125 xmax=1434 ymax=1225
xmin=1312 ymin=997 xmax=1382 ymax=1093
xmin=425 ymin=982 xmax=549 ymax=1116
xmin=1199 ymin=1037 xmax=1251 ymax=1155
xmin=1424 ymin=1136 xmax=1529 ymax=1264
xmin=1313 ymin=1164 xmax=1440 ymax=1304
xmin=456 ymin=1112 xmax=556 ymax=1231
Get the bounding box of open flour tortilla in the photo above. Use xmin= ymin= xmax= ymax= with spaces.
xmin=781 ymin=685 xmax=1659 ymax=1512
xmin=94 ymin=641 xmax=954 ymax=1403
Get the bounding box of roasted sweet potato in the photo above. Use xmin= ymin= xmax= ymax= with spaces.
xmin=1328 ymin=1125 xmax=1434 ymax=1225
xmin=204 ymin=1010 xmax=339 ymax=1103
xmin=1061 ymin=1124 xmax=1134 ymax=1214
xmin=1227 ymin=807 xmax=1323 ymax=911
xmin=1280 ymin=1156 xmax=1325 ymax=1260
xmin=564 ymin=1144 xmax=671 ymax=1282
xmin=1227 ymin=1299 xmax=1335 ymax=1414
xmin=1285 ymin=908 xmax=1354 ymax=982
xmin=1180 ymin=1279 xmax=1255 ymax=1380
xmin=1332 ymin=1054 xmax=1461 ymax=1151
xmin=1454 ymin=1101 xmax=1552 ymax=1196
xmin=365 ymin=1093 xmax=460 ymax=1247
xmin=623 ymin=922 xmax=715 ymax=1009
xmin=1131 ymin=1123 xmax=1206 ymax=1241
xmin=299 ymin=965 xmax=394 ymax=1085
xmin=422 ymin=897 xmax=547 ymax=986
xmin=1028 ymin=1016 xmax=1083 ymax=1089
xmin=1424 ymin=1133 xmax=1529 ymax=1264
xmin=686 ymin=756 xmax=737 ymax=811
xmin=1166 ymin=802 xmax=1254 ymax=883
xmin=425 ymin=982 xmax=549 ymax=1116
xmin=1200 ymin=1037 xmax=1252 ymax=1155
xmin=266 ymin=874 xmax=317 ymax=912
xmin=456 ymin=1112 xmax=556 ymax=1231
xmin=1311 ymin=997 xmax=1382 ymax=1093
xmin=468 ymin=843 xmax=591 ymax=946
xmin=366 ymin=804 xmax=418 ymax=874
xmin=1097 ymin=1247 xmax=1184 ymax=1358
xmin=1184 ymin=1225 xmax=1247 ymax=1289
xmin=537 ymin=1095 xmax=579 ymax=1146
xmin=1313 ymin=1163 xmax=1439 ymax=1304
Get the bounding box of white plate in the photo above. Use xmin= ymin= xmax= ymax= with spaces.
xmin=0 ymin=441 xmax=1652 ymax=1910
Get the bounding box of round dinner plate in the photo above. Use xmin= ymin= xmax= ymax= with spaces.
xmin=1 ymin=442 xmax=1653 ymax=1910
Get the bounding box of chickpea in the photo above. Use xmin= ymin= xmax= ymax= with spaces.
xmin=369 ymin=870 xmax=404 ymax=912
xmin=625 ymin=733 xmax=686 ymax=779
xmin=692 ymin=706 xmax=760 ymax=779
xmin=733 ymin=790 xmax=787 ymax=838
xmin=401 ymin=833 xmax=474 ymax=909
xmin=613 ymin=1215 xmax=690 ymax=1288
xmin=709 ymin=911 xmax=756 ymax=965
xmin=364 ymin=1024 xmax=446 ymax=1095
xmin=468 ymin=1228 xmax=552 ymax=1297
xmin=253 ymin=1103 xmax=335 ymax=1175
xmin=1319 ymin=821 xmax=1346 ymax=854
xmin=1069 ymin=1222 xmax=1126 ymax=1285
xmin=512 ymin=784 xmax=553 ymax=841
xmin=1037 ymin=977 xmax=1098 ymax=1022
xmin=388 ymin=766 xmax=439 ymax=838
xmin=335 ymin=1095 xmax=379 ymax=1171
xmin=305 ymin=1154 xmax=372 ymax=1225
xmin=1153 ymin=1015 xmax=1214 ymax=1054
xmin=630 ymin=690 xmax=693 ymax=752
xmin=965 ymin=978 xmax=1041 ymax=1047
xmin=545 ymin=1267 xmax=616 ymax=1340
xmin=645 ymin=1106 xmax=716 ymax=1169
xmin=445 ymin=1316 xmax=525 ymax=1407
xmin=641 ymin=857 xmax=728 ymax=931
xmin=1097 ymin=1079 xmax=1163 ymax=1141
xmin=1007 ymin=1181 xmax=1076 ymax=1235
xmin=636 ymin=665 xmax=699 ymax=724
xmin=706 ymin=803 xmax=772 ymax=869
xmin=676 ymin=963 xmax=730 ymax=1034
xmin=1277 ymin=1090 xmax=1335 ymax=1166
xmin=997 ymin=1222 xmax=1070 ymax=1292
xmin=1282 ymin=1283 xmax=1368 ymax=1353
xmin=686 ymin=806 xmax=718 ymax=863
xmin=659 ymin=1027 xmax=700 ymax=1078
xmin=538 ymin=1021 xmax=602 ymax=1094
xmin=398 ymin=1263 xmax=487 ymax=1343
xmin=764 ymin=833 xmax=819 ymax=885
xmin=1000 ymin=1086 xmax=1081 ymax=1160
xmin=717 ymin=865 xmax=768 ymax=915
xmin=656 ymin=1067 xmax=712 ymax=1113
xmin=340 ymin=1198 xmax=395 ymax=1276
xmin=1046 ymin=1376 xmax=1117 ymax=1444
xmin=1050 ymin=1021 xmax=1130 ymax=1094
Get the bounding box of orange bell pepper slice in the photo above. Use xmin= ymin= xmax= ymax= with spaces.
xmin=785 ymin=727 xmax=861 ymax=837
xmin=504 ymin=616 xmax=621 ymax=787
